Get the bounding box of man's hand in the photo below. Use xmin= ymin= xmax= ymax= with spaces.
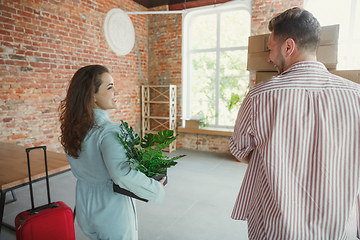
xmin=238 ymin=151 xmax=253 ymax=164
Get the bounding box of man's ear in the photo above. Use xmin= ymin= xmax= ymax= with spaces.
xmin=284 ymin=38 xmax=296 ymax=57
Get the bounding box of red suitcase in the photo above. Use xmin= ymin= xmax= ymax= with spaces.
xmin=14 ymin=146 xmax=75 ymax=240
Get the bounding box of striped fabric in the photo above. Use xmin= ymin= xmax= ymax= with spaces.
xmin=230 ymin=61 xmax=360 ymax=240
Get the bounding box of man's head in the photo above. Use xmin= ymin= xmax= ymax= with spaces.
xmin=267 ymin=7 xmax=321 ymax=73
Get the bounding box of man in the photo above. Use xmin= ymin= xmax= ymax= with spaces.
xmin=230 ymin=7 xmax=360 ymax=239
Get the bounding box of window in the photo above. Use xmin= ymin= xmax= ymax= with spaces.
xmin=182 ymin=1 xmax=251 ymax=129
xmin=305 ymin=0 xmax=360 ymax=70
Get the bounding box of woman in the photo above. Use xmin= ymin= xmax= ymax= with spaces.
xmin=59 ymin=65 xmax=165 ymax=240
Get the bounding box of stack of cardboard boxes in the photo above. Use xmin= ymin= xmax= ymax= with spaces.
xmin=248 ymin=24 xmax=360 ymax=85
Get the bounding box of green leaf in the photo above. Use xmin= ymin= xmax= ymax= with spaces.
xmin=119 ymin=120 xmax=140 ymax=145
xmin=154 ymin=130 xmax=174 ymax=144
xmin=117 ymin=132 xmax=134 ymax=158
xmin=169 ymin=154 xmax=186 ymax=162
xmin=142 ymin=149 xmax=159 ymax=162
xmin=129 ymin=158 xmax=147 ymax=172
xmin=227 ymin=85 xmax=249 ymax=111
xmin=155 ymin=135 xmax=177 ymax=150
xmin=140 ymin=133 xmax=155 ymax=148
xmin=117 ymin=121 xmax=141 ymax=160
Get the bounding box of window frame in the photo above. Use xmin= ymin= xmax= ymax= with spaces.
xmin=181 ymin=0 xmax=252 ymax=128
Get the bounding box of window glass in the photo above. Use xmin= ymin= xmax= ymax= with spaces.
xmin=191 ymin=51 xmax=216 ymax=124
xmin=191 ymin=52 xmax=216 ymax=76
xmin=191 ymin=76 xmax=216 ymax=125
xmin=183 ymin=2 xmax=251 ymax=128
xmin=351 ymin=2 xmax=360 ymax=69
xmin=218 ymin=50 xmax=249 ymax=126
xmin=219 ymin=75 xmax=249 ymax=126
xmin=220 ymin=50 xmax=248 ymax=76
xmin=190 ymin=13 xmax=217 ymax=50
xmin=220 ymin=10 xmax=251 ymax=48
xmin=355 ymin=2 xmax=360 ymax=40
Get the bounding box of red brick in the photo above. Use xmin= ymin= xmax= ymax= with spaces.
xmin=0 ymin=0 xmax=304 ymax=152
xmin=8 ymin=134 xmax=27 ymax=140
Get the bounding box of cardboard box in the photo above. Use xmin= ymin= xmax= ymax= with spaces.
xmin=185 ymin=119 xmax=199 ymax=129
xmin=247 ymin=25 xmax=339 ymax=71
xmin=247 ymin=24 xmax=339 ymax=53
xmin=317 ymin=44 xmax=338 ymax=70
xmin=247 ymin=52 xmax=274 ymax=71
xmin=255 ymin=71 xmax=278 ymax=84
xmin=248 ymin=34 xmax=270 ymax=53
xmin=248 ymin=47 xmax=337 ymax=71
xmin=330 ymin=70 xmax=360 ymax=84
xmin=320 ymin=24 xmax=339 ymax=45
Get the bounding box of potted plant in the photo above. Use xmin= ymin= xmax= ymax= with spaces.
xmin=113 ymin=120 xmax=186 ymax=202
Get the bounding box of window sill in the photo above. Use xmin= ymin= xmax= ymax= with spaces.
xmin=177 ymin=127 xmax=233 ymax=136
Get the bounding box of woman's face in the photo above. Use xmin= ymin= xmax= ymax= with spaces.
xmin=93 ymin=72 xmax=118 ymax=110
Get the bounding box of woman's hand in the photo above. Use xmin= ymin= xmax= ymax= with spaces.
xmin=159 ymin=177 xmax=166 ymax=191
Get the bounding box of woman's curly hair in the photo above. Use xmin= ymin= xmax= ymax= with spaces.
xmin=59 ymin=65 xmax=109 ymax=158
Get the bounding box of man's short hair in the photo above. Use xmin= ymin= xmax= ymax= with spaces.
xmin=268 ymin=7 xmax=321 ymax=53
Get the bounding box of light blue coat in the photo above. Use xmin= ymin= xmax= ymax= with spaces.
xmin=67 ymin=109 xmax=165 ymax=240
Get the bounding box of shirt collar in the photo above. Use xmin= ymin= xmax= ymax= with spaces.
xmin=281 ymin=61 xmax=328 ymax=76
xmin=93 ymin=109 xmax=110 ymax=123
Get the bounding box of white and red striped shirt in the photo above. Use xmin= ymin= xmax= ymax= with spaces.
xmin=230 ymin=61 xmax=360 ymax=240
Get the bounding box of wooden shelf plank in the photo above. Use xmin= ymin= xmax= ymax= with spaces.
xmin=143 ymin=116 xmax=170 ymax=120
xmin=144 ymin=130 xmax=176 ymax=134
xmin=178 ymin=127 xmax=233 ymax=137
xmin=143 ymin=101 xmax=169 ymax=104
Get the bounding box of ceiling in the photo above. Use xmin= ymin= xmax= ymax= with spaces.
xmin=132 ymin=0 xmax=197 ymax=8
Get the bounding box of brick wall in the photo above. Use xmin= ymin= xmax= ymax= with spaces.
xmin=251 ymin=0 xmax=303 ymax=35
xmin=148 ymin=5 xmax=182 ymax=128
xmin=0 ymin=0 xmax=149 ymax=152
xmin=1 ymin=0 xmax=305 ymax=154
xmin=177 ymin=132 xmax=232 ymax=153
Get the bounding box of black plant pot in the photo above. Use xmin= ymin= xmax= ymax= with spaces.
xmin=113 ymin=174 xmax=167 ymax=202
xmin=152 ymin=174 xmax=167 ymax=185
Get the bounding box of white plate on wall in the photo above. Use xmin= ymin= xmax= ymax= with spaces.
xmin=103 ymin=8 xmax=135 ymax=56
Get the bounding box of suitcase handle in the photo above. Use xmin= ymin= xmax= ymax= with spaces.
xmin=26 ymin=146 xmax=53 ymax=214
xmin=28 ymin=202 xmax=59 ymax=215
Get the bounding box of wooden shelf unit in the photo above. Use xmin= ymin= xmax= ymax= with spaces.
xmin=141 ymin=85 xmax=177 ymax=152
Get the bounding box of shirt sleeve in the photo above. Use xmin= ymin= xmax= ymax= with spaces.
xmin=100 ymin=126 xmax=165 ymax=204
xmin=230 ymin=93 xmax=255 ymax=159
